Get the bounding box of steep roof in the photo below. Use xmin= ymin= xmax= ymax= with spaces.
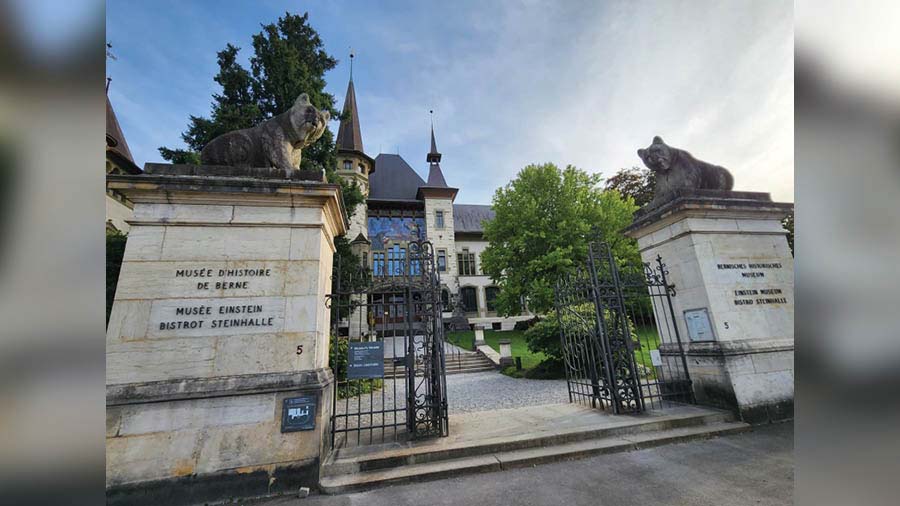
xmin=106 ymin=95 xmax=134 ymax=163
xmin=106 ymin=96 xmax=141 ymax=174
xmin=426 ymin=164 xmax=448 ymax=187
xmin=336 ymin=79 xmax=364 ymax=153
xmin=369 ymin=154 xmax=426 ymax=202
xmin=453 ymin=204 xmax=494 ymax=233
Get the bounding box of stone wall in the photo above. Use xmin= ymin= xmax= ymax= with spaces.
xmin=424 ymin=196 xmax=458 ymax=293
xmin=106 ymin=167 xmax=346 ymax=504
xmin=626 ymin=191 xmax=794 ymax=423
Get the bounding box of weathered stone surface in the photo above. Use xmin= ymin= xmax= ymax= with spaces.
xmin=627 ymin=194 xmax=794 ymax=423
xmin=200 ymin=94 xmax=329 ymax=173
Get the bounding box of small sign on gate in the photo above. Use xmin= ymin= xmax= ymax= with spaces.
xmin=649 ymin=349 xmax=662 ymax=367
xmin=347 ymin=341 xmax=385 ymax=379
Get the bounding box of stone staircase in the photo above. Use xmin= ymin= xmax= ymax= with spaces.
xmin=319 ymin=403 xmax=750 ymax=494
xmin=382 ymin=352 xmax=495 ymax=378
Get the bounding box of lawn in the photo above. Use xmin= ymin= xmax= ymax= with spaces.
xmin=445 ymin=329 xmax=548 ymax=371
xmin=632 ymin=324 xmax=661 ymax=376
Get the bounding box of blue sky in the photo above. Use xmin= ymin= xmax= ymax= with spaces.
xmin=106 ymin=0 xmax=793 ymax=204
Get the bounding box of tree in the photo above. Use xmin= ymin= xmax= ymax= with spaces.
xmin=782 ymin=209 xmax=794 ymax=256
xmin=480 ymin=163 xmax=640 ymax=316
xmin=158 ymin=12 xmax=363 ymax=212
xmin=603 ymin=166 xmax=656 ymax=207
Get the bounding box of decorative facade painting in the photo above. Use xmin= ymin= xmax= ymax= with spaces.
xmin=368 ymin=217 xmax=426 ymax=251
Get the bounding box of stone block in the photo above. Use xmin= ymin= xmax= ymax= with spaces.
xmin=283 ymin=295 xmax=319 ymax=334
xmin=289 ymin=228 xmax=326 ymax=261
xmin=122 ymin=226 xmax=165 ymax=261
xmin=114 ymin=261 xmax=289 ymax=301
xmin=133 ymin=203 xmax=234 ymax=224
xmin=147 ymin=296 xmax=286 ymax=339
xmin=118 ymin=395 xmax=273 ymax=436
xmin=107 ymin=429 xmax=200 ymax=486
xmin=107 ymin=338 xmax=216 ymax=385
xmin=106 ymin=300 xmax=152 ymax=343
xmin=160 ymin=226 xmax=292 ymax=261
xmin=750 ymin=350 xmax=794 ymax=374
xmin=231 ymin=205 xmax=321 ymax=225
xmin=212 ymin=332 xmax=317 ymax=376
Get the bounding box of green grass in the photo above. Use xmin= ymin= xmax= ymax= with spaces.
xmin=446 ymin=329 xmax=549 ymax=375
xmin=632 ymin=324 xmax=661 ymax=377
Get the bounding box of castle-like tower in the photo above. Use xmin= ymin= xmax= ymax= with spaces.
xmin=335 ymin=73 xmax=374 ymax=251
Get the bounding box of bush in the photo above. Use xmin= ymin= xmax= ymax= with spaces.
xmin=524 ymin=304 xmax=639 ymax=372
xmin=513 ymin=317 xmax=539 ymax=332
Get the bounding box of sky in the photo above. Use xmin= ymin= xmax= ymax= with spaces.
xmin=106 ymin=0 xmax=794 ymax=204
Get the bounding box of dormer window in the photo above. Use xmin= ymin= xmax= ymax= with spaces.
xmin=343 ymin=160 xmax=352 ymax=171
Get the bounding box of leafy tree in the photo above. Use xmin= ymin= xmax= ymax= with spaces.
xmin=158 ymin=12 xmax=364 ymax=286
xmin=480 ymin=163 xmax=640 ymax=316
xmin=603 ymin=166 xmax=656 ymax=207
xmin=782 ymin=209 xmax=794 ymax=256
xmin=106 ymin=230 xmax=128 ymax=324
xmin=158 ymin=12 xmax=363 ymax=212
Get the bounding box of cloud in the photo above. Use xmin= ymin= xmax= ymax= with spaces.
xmin=109 ymin=0 xmax=794 ymax=203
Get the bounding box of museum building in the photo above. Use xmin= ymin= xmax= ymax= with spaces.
xmin=105 ymin=78 xmax=530 ymax=330
xmin=332 ymin=76 xmax=531 ymax=330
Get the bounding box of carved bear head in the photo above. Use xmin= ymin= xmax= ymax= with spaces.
xmin=288 ymin=93 xmax=330 ymax=147
xmin=637 ymin=136 xmax=673 ymax=173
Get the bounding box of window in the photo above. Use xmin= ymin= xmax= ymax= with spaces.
xmin=441 ymin=289 xmax=451 ymax=312
xmin=460 ymin=287 xmax=478 ymax=313
xmin=485 ymin=286 xmax=500 ymax=312
xmin=343 ymin=160 xmax=352 ymax=171
xmin=358 ymin=163 xmax=365 ymax=174
xmin=437 ymin=249 xmax=447 ymax=272
xmin=458 ymin=249 xmax=477 ymax=276
xmin=435 ymin=210 xmax=444 ymax=228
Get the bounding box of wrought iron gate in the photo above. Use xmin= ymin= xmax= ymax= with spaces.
xmin=327 ymin=240 xmax=449 ymax=449
xmin=554 ymin=241 xmax=694 ymax=414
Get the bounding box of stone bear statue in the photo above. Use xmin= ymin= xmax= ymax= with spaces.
xmin=200 ymin=93 xmax=330 ymax=171
xmin=637 ymin=136 xmax=734 ymax=206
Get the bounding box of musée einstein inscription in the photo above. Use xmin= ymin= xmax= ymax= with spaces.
xmin=158 ymin=303 xmax=275 ymax=330
xmin=717 ymin=261 xmax=789 ymax=307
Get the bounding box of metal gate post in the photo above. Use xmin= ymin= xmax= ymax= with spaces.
xmin=586 ymin=242 xmax=615 ymax=411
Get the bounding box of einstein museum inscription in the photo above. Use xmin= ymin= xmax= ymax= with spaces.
xmin=716 ymin=261 xmax=789 ymax=307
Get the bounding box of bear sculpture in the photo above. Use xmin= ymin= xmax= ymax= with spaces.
xmin=200 ymin=93 xmax=329 ymax=171
xmin=637 ymin=136 xmax=734 ymax=207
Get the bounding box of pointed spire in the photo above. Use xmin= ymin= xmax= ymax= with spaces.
xmin=426 ymin=110 xmax=442 ymax=164
xmin=336 ymin=51 xmax=364 ymax=153
xmin=425 ymin=111 xmax=448 ymax=187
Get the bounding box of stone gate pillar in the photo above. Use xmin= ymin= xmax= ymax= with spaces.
xmin=625 ymin=190 xmax=794 ymax=423
xmin=105 ymin=164 xmax=347 ymax=505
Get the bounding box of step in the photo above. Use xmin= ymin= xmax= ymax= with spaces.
xmin=319 ymin=421 xmax=749 ymax=494
xmin=382 ymin=366 xmax=496 ymax=378
xmin=323 ymin=408 xmax=732 ymax=477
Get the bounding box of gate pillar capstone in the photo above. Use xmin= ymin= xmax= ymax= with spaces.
xmin=105 ymin=164 xmax=347 ymax=505
xmin=624 ymin=189 xmax=794 ymax=423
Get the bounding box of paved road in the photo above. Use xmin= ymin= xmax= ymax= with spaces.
xmin=256 ymin=422 xmax=793 ymax=506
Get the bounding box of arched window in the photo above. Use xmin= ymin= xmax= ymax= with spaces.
xmin=485 ymin=286 xmax=500 ymax=312
xmin=460 ymin=287 xmax=478 ymax=313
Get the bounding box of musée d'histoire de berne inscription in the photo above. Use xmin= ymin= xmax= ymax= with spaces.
xmin=716 ymin=261 xmax=788 ymax=307
xmin=152 ymin=266 xmax=283 ymax=336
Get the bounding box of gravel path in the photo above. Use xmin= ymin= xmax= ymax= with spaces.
xmin=446 ymin=371 xmax=569 ymax=413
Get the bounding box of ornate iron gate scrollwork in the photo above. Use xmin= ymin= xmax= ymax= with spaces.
xmin=327 ymin=240 xmax=449 ymax=449
xmin=555 ymin=241 xmax=694 ymax=414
